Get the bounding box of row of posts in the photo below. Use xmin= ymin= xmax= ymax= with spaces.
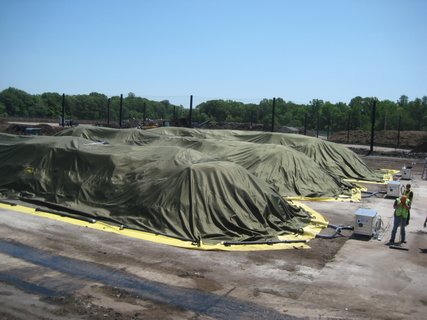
xmin=61 ymin=94 xmax=399 ymax=150
xmin=61 ymin=93 xmax=192 ymax=129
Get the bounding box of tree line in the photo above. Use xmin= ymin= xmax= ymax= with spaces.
xmin=0 ymin=87 xmax=426 ymax=132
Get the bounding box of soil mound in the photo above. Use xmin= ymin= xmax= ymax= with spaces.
xmin=411 ymin=141 xmax=427 ymax=153
xmin=329 ymin=130 xmax=427 ymax=149
xmin=4 ymin=123 xmax=60 ymax=136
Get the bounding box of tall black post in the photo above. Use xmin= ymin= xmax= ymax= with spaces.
xmin=271 ymin=97 xmax=276 ymax=132
xmin=173 ymin=105 xmax=176 ymax=121
xmin=107 ymin=98 xmax=111 ymax=126
xmin=61 ymin=93 xmax=65 ymax=127
xmin=347 ymin=113 xmax=351 ymax=143
xmin=369 ymin=98 xmax=377 ymax=155
xmin=316 ymin=102 xmax=320 ymax=138
xmin=119 ymin=94 xmax=123 ymax=128
xmin=397 ymin=114 xmax=402 ymax=148
xmin=188 ymin=95 xmax=193 ymax=128
xmin=304 ymin=113 xmax=307 ymax=135
xmin=143 ymin=102 xmax=146 ymax=125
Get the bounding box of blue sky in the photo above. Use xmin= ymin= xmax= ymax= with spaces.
xmin=0 ymin=0 xmax=426 ymax=107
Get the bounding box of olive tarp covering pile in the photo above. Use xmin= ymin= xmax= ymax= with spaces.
xmin=149 ymin=127 xmax=385 ymax=183
xmin=0 ymin=132 xmax=312 ymax=244
xmin=57 ymin=126 xmax=384 ymax=196
xmin=0 ymin=127 xmax=382 ymax=245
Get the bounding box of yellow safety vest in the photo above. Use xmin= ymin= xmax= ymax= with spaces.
xmin=395 ymin=198 xmax=410 ymax=219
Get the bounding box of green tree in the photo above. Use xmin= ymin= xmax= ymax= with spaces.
xmin=0 ymin=101 xmax=6 ymax=117
xmin=40 ymin=92 xmax=63 ymax=118
xmin=197 ymin=100 xmax=229 ymax=122
xmin=0 ymin=87 xmax=31 ymax=116
xmin=376 ymin=100 xmax=397 ymax=130
xmin=408 ymin=98 xmax=427 ymax=130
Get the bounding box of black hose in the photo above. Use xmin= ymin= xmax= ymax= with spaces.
xmin=316 ymin=223 xmax=353 ymax=239
xmin=316 ymin=232 xmax=341 ymax=239
xmin=0 ymin=199 xmax=17 ymax=206
xmin=35 ymin=207 xmax=96 ymax=224
xmin=328 ymin=223 xmax=354 ymax=230
xmin=361 ymin=191 xmax=386 ymax=198
xmin=18 ymin=197 xmax=124 ymax=225
xmin=223 ymin=239 xmax=307 ymax=246
xmin=12 ymin=197 xmax=199 ymax=244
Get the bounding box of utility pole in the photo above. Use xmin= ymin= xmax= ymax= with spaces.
xmin=61 ymin=93 xmax=65 ymax=127
xmin=143 ymin=102 xmax=146 ymax=126
xmin=316 ymin=101 xmax=320 ymax=138
xmin=188 ymin=95 xmax=193 ymax=128
xmin=271 ymin=97 xmax=276 ymax=132
xmin=368 ymin=98 xmax=377 ymax=155
xmin=304 ymin=113 xmax=307 ymax=135
xmin=107 ymin=98 xmax=110 ymax=126
xmin=347 ymin=113 xmax=351 ymax=143
xmin=397 ymin=114 xmax=402 ymax=148
xmin=119 ymin=94 xmax=123 ymax=128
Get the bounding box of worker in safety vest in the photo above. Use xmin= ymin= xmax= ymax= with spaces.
xmin=403 ymin=184 xmax=413 ymax=225
xmin=403 ymin=184 xmax=414 ymax=201
xmin=387 ymin=195 xmax=411 ymax=245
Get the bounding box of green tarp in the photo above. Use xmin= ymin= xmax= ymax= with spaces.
xmin=148 ymin=127 xmax=384 ymax=182
xmin=57 ymin=126 xmax=384 ymax=196
xmin=0 ymin=132 xmax=311 ymax=243
xmin=0 ymin=127 xmax=382 ymax=244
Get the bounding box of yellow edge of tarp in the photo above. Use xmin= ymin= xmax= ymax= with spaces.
xmin=0 ymin=202 xmax=328 ymax=251
xmin=287 ymin=201 xmax=329 ymax=239
xmin=290 ymin=169 xmax=399 ymax=201
xmin=344 ymin=169 xmax=399 ymax=185
xmin=284 ymin=187 xmax=362 ymax=202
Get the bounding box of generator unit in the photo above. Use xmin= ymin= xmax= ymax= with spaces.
xmin=354 ymin=208 xmax=378 ymax=237
xmin=402 ymin=166 xmax=412 ymax=180
xmin=387 ymin=181 xmax=403 ymax=198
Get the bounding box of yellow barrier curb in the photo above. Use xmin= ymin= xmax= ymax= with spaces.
xmin=285 ymin=187 xmax=362 ymax=202
xmin=0 ymin=202 xmax=328 ymax=251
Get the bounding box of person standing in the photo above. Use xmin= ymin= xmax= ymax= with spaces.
xmin=387 ymin=195 xmax=411 ymax=245
xmin=403 ymin=184 xmax=413 ymax=225
xmin=403 ymin=184 xmax=413 ymax=200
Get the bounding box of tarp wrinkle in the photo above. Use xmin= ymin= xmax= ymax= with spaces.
xmin=0 ymin=127 xmax=385 ymax=248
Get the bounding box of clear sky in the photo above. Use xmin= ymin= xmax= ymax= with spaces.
xmin=0 ymin=0 xmax=426 ymax=107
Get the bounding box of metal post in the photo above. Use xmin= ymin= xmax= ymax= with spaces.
xmin=304 ymin=113 xmax=307 ymax=135
xmin=143 ymin=102 xmax=146 ymax=126
xmin=188 ymin=95 xmax=193 ymax=128
xmin=316 ymin=102 xmax=319 ymax=138
xmin=107 ymin=98 xmax=110 ymax=126
xmin=61 ymin=93 xmax=65 ymax=127
xmin=271 ymin=97 xmax=276 ymax=132
xmin=397 ymin=115 xmax=402 ymax=148
xmin=347 ymin=113 xmax=351 ymax=143
xmin=119 ymin=94 xmax=123 ymax=128
xmin=369 ymin=98 xmax=377 ymax=155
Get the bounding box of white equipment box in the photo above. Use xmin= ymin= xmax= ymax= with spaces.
xmin=354 ymin=208 xmax=378 ymax=236
xmin=402 ymin=167 xmax=412 ymax=180
xmin=387 ymin=181 xmax=402 ymax=198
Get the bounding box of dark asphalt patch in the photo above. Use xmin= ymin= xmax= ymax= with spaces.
xmin=0 ymin=239 xmax=298 ymax=320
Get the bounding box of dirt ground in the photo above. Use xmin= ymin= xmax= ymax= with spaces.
xmin=329 ymin=130 xmax=427 ymax=151
xmin=0 ymin=122 xmax=426 ymax=319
